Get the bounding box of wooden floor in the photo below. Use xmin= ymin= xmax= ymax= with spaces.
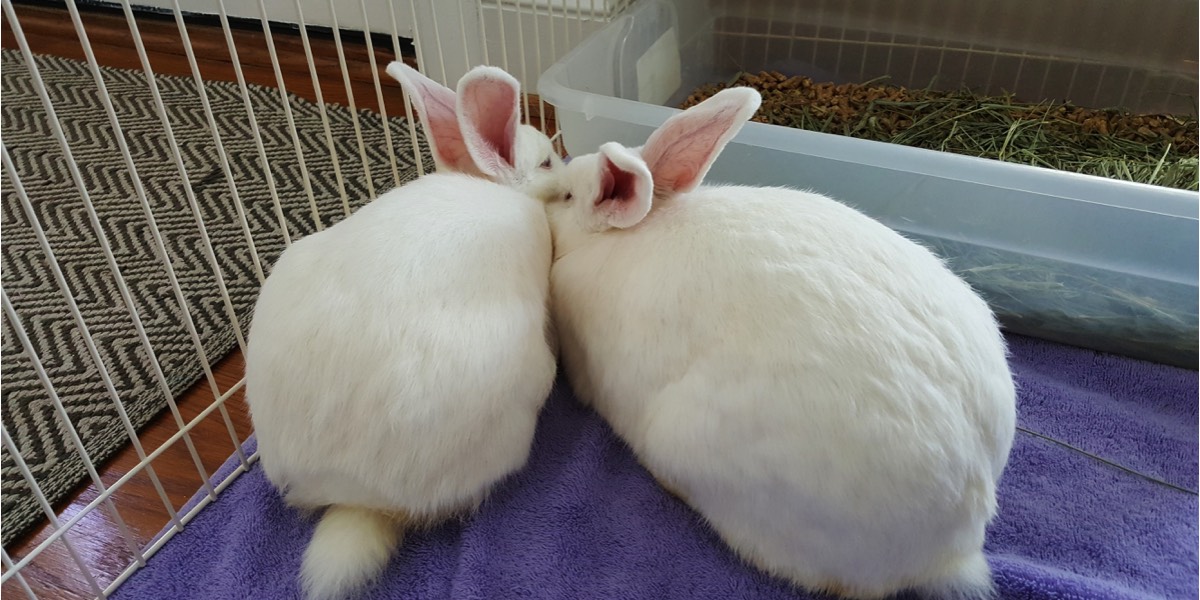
xmin=2 ymin=3 xmax=554 ymax=599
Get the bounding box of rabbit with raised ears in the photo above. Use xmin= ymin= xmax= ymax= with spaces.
xmin=388 ymin=62 xmax=561 ymax=195
xmin=244 ymin=62 xmax=562 ymax=600
xmin=541 ymin=87 xmax=1016 ymax=600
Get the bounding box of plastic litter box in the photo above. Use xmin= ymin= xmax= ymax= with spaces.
xmin=539 ymin=0 xmax=1199 ymax=367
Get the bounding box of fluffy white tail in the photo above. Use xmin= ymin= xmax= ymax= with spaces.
xmin=301 ymin=506 xmax=400 ymax=600
xmin=917 ymin=551 xmax=996 ymax=600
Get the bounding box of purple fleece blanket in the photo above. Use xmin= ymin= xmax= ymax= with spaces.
xmin=113 ymin=334 xmax=1198 ymax=600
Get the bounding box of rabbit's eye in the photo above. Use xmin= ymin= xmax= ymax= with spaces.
xmin=539 ymin=158 xmax=552 ymax=169
xmin=563 ymin=192 xmax=573 ymax=202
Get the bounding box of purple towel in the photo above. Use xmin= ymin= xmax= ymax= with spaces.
xmin=113 ymin=334 xmax=1198 ymax=600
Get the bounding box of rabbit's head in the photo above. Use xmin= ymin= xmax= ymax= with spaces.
xmin=541 ymin=87 xmax=760 ymax=258
xmin=387 ymin=62 xmax=563 ymax=197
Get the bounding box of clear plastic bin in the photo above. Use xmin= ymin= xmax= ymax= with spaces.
xmin=539 ymin=0 xmax=1199 ymax=367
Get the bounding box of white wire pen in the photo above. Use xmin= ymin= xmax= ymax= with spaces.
xmin=530 ymin=0 xmax=548 ymax=133
xmin=115 ymin=0 xmax=251 ymax=467
xmin=1 ymin=288 xmax=147 ymax=564
xmin=294 ymin=0 xmax=354 ymax=217
xmin=361 ymin=0 xmax=404 ymax=188
xmin=456 ymin=0 xmax=473 ymax=73
xmin=1 ymin=423 xmax=105 ymax=598
xmin=327 ymin=2 xmax=378 ymax=199
xmin=1 ymin=547 xmax=38 ymax=600
xmin=1 ymin=0 xmax=219 ymax=505
xmin=391 ymin=0 xmax=426 ymax=177
xmin=166 ymin=1 xmax=267 ymax=284
xmin=255 ymin=0 xmax=325 ymax=232
xmin=1 ymin=144 xmax=156 ymax=569
xmin=510 ymin=0 xmax=534 ymax=125
xmin=213 ymin=0 xmax=295 ymax=247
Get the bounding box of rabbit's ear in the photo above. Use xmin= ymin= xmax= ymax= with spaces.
xmin=386 ymin=61 xmax=478 ymax=174
xmin=592 ymin=142 xmax=653 ymax=229
xmin=640 ymin=87 xmax=761 ymax=194
xmin=456 ymin=66 xmax=521 ymax=180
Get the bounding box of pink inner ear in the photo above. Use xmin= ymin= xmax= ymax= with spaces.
xmin=596 ymin=157 xmax=637 ymax=207
xmin=641 ymin=93 xmax=756 ymax=194
xmin=460 ymin=77 xmax=518 ymax=173
xmin=643 ymin=110 xmax=732 ymax=193
xmin=423 ymin=92 xmax=472 ymax=169
xmin=594 ymin=144 xmax=654 ymax=229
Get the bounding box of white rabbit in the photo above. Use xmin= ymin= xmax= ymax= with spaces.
xmin=244 ymin=62 xmax=561 ymax=600
xmin=541 ymin=87 xmax=1016 ymax=599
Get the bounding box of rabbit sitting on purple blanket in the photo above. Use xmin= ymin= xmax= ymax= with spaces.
xmin=245 ymin=62 xmax=562 ymax=600
xmin=537 ymin=87 xmax=1017 ymax=599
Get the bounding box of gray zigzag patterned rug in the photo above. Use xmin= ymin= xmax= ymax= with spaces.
xmin=1 ymin=48 xmax=434 ymax=546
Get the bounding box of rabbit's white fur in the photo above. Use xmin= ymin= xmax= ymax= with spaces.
xmin=542 ymin=88 xmax=1016 ymax=599
xmin=245 ymin=62 xmax=561 ymax=600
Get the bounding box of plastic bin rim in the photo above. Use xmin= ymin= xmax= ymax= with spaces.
xmin=538 ymin=21 xmax=1198 ymax=221
xmin=542 ymin=76 xmax=1197 ymax=220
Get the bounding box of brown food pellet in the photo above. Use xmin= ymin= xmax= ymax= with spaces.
xmin=679 ymin=71 xmax=1198 ymax=187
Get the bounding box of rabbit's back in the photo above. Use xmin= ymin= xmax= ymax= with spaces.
xmin=247 ymin=174 xmax=555 ymax=515
xmin=551 ymin=184 xmax=1014 ymax=595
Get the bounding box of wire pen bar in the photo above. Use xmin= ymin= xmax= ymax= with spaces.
xmin=390 ymin=0 xmax=426 ymax=177
xmin=213 ymin=0 xmax=294 ymax=247
xmin=168 ymin=0 xmax=268 ymax=284
xmin=361 ymin=0 xmax=404 ymax=189
xmin=295 ymin=0 xmax=355 ymax=217
xmin=1 ymin=378 xmax=247 ymax=584
xmin=1 ymin=548 xmax=37 ymax=600
xmin=255 ymin=0 xmax=324 ymax=234
xmin=327 ymin=2 xmax=378 ymax=200
xmin=101 ymin=451 xmax=261 ymax=598
xmin=510 ymin=0 xmax=534 ymax=125
xmin=530 ymin=0 xmax=547 ymax=133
